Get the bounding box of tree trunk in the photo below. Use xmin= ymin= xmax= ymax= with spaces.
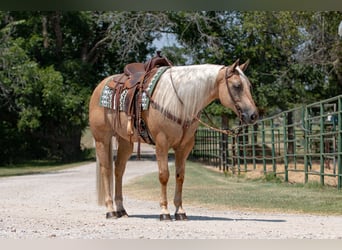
xmin=52 ymin=11 xmax=63 ymax=58
xmin=42 ymin=15 xmax=49 ymax=48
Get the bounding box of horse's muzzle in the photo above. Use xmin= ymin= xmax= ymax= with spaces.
xmin=241 ymin=110 xmax=258 ymax=124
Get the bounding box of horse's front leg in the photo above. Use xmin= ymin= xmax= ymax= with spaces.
xmin=155 ymin=134 xmax=172 ymax=221
xmin=114 ymin=136 xmax=133 ymax=218
xmin=173 ymin=137 xmax=195 ymax=221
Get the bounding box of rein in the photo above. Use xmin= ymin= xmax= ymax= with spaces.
xmin=194 ymin=116 xmax=243 ymax=136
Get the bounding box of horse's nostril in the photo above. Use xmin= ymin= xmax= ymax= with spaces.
xmin=250 ymin=113 xmax=258 ymax=122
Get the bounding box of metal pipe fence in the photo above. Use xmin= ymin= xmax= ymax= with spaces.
xmin=190 ymin=95 xmax=342 ymax=189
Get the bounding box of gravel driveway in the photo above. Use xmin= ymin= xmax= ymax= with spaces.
xmin=1 ymin=146 xmax=342 ymax=239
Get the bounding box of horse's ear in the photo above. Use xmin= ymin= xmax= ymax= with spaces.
xmin=239 ymin=59 xmax=250 ymax=72
xmin=227 ymin=59 xmax=240 ymax=76
xmin=231 ymin=59 xmax=240 ymax=69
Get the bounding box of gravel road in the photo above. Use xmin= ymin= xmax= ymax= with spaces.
xmin=1 ymin=145 xmax=342 ymax=239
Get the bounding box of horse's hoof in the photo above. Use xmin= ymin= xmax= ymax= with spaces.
xmin=175 ymin=213 xmax=188 ymax=221
xmin=117 ymin=210 xmax=129 ymax=218
xmin=106 ymin=211 xmax=118 ymax=219
xmin=159 ymin=214 xmax=172 ymax=221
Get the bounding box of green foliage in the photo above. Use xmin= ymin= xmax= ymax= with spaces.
xmin=0 ymin=11 xmax=165 ymax=164
xmin=168 ymin=11 xmax=342 ymax=118
xmin=160 ymin=46 xmax=189 ymax=65
xmin=0 ymin=12 xmax=105 ymax=163
xmin=0 ymin=10 xmax=341 ymax=164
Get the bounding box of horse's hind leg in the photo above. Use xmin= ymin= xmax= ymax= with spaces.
xmin=155 ymin=134 xmax=172 ymax=221
xmin=95 ymin=135 xmax=116 ymax=218
xmin=114 ymin=136 xmax=133 ymax=218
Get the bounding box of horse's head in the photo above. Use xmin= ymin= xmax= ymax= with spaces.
xmin=217 ymin=59 xmax=258 ymax=124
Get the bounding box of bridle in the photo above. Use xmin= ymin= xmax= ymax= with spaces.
xmin=225 ymin=66 xmax=243 ymax=123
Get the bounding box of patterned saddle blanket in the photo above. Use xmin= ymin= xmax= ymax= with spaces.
xmin=99 ymin=66 xmax=169 ymax=112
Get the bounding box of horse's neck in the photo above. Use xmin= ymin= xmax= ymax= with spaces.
xmin=152 ymin=64 xmax=222 ymax=125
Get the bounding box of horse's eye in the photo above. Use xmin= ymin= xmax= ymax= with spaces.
xmin=233 ymin=82 xmax=242 ymax=90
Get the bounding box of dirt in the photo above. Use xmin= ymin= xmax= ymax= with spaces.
xmin=1 ymin=145 xmax=342 ymax=239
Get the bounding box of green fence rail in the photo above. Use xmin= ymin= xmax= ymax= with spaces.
xmin=190 ymin=95 xmax=342 ymax=189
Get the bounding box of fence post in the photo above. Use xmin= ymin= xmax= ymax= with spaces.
xmin=319 ymin=102 xmax=325 ymax=186
xmin=252 ymin=124 xmax=256 ymax=170
xmin=261 ymin=121 xmax=266 ymax=174
xmin=215 ymin=131 xmax=220 ymax=168
xmin=283 ymin=112 xmax=288 ymax=182
xmin=236 ymin=134 xmax=241 ymax=175
xmin=221 ymin=132 xmax=228 ymax=172
xmin=270 ymin=119 xmax=276 ymax=174
xmin=303 ymin=106 xmax=309 ymax=184
xmin=232 ymin=136 xmax=236 ymax=169
xmin=243 ymin=126 xmax=248 ymax=172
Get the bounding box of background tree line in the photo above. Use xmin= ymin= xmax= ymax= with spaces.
xmin=0 ymin=11 xmax=341 ymax=164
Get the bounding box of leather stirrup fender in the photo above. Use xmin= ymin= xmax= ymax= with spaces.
xmin=127 ymin=116 xmax=134 ymax=136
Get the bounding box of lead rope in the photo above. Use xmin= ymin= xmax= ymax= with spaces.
xmin=194 ymin=116 xmax=242 ymax=136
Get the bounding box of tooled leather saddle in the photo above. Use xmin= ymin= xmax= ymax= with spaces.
xmin=108 ymin=51 xmax=173 ymax=146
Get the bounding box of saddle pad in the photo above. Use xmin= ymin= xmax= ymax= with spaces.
xmin=99 ymin=66 xmax=169 ymax=111
xmin=142 ymin=66 xmax=169 ymax=110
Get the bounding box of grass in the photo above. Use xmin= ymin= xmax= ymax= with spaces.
xmin=0 ymin=160 xmax=90 ymax=177
xmin=124 ymin=161 xmax=342 ymax=215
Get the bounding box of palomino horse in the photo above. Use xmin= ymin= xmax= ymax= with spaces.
xmin=89 ymin=59 xmax=258 ymax=220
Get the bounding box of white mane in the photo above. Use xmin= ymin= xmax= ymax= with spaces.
xmin=152 ymin=64 xmax=223 ymax=124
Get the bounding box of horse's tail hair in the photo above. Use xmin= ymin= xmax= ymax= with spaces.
xmin=96 ymin=139 xmax=113 ymax=206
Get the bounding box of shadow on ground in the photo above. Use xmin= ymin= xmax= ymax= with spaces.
xmin=129 ymin=214 xmax=286 ymax=223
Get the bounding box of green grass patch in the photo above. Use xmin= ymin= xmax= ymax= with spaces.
xmin=124 ymin=161 xmax=342 ymax=215
xmin=0 ymin=160 xmax=90 ymax=177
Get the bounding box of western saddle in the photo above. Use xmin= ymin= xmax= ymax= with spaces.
xmin=109 ymin=51 xmax=173 ymax=147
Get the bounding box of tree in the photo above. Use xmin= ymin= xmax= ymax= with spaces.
xmin=295 ymin=11 xmax=342 ymax=98
xmin=0 ymin=11 xmax=167 ymax=163
xmin=166 ymin=11 xmax=341 ymax=154
xmin=1 ymin=11 xmax=341 ymax=164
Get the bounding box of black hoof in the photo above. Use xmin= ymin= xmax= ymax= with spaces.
xmin=175 ymin=213 xmax=188 ymax=221
xmin=106 ymin=210 xmax=129 ymax=219
xmin=117 ymin=210 xmax=128 ymax=218
xmin=106 ymin=211 xmax=118 ymax=219
xmin=159 ymin=214 xmax=172 ymax=221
